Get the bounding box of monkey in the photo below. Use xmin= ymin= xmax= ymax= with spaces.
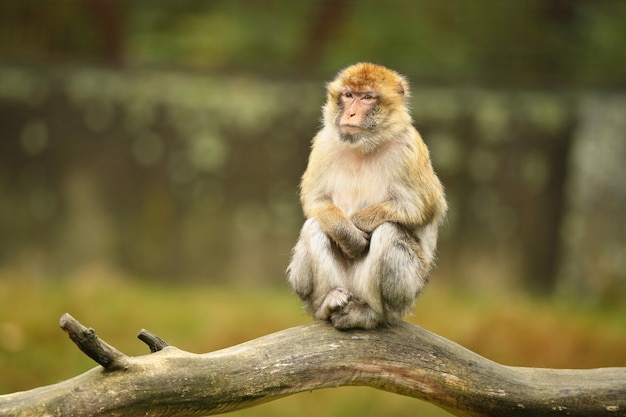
xmin=287 ymin=62 xmax=447 ymax=330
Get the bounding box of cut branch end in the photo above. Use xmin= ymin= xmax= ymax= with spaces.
xmin=59 ymin=313 xmax=129 ymax=370
xmin=137 ymin=329 xmax=169 ymax=352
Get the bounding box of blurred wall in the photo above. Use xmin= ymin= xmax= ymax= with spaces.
xmin=0 ymin=66 xmax=624 ymax=303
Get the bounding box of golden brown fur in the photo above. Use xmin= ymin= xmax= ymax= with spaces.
xmin=288 ymin=63 xmax=447 ymax=329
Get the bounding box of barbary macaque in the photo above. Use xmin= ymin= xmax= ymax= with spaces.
xmin=287 ymin=62 xmax=447 ymax=330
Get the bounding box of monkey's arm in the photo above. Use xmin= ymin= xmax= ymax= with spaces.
xmin=350 ymin=203 xmax=398 ymax=233
xmin=307 ymin=200 xmax=369 ymax=259
xmin=351 ymin=188 xmax=446 ymax=233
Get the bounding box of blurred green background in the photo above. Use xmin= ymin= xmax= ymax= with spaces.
xmin=1 ymin=1 xmax=625 ymax=416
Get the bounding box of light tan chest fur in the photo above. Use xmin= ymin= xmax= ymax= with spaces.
xmin=314 ymin=138 xmax=406 ymax=216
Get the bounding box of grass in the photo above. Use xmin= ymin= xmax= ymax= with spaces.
xmin=1 ymin=267 xmax=625 ymax=417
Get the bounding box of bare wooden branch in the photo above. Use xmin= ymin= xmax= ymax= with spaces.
xmin=1 ymin=316 xmax=625 ymax=417
xmin=137 ymin=329 xmax=169 ymax=353
xmin=59 ymin=313 xmax=129 ymax=371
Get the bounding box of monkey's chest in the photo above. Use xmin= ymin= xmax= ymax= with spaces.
xmin=328 ymin=163 xmax=391 ymax=216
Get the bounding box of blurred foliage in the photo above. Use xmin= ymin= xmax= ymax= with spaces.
xmin=1 ymin=274 xmax=625 ymax=415
xmin=1 ymin=0 xmax=626 ymax=86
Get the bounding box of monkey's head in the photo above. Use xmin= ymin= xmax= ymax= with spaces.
xmin=323 ymin=63 xmax=412 ymax=153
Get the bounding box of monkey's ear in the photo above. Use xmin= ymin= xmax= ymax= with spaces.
xmin=397 ymin=76 xmax=410 ymax=98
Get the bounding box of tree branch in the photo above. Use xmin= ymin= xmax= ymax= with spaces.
xmin=59 ymin=313 xmax=129 ymax=370
xmin=0 ymin=314 xmax=624 ymax=417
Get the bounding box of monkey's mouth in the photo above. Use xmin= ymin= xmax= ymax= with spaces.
xmin=340 ymin=124 xmax=364 ymax=134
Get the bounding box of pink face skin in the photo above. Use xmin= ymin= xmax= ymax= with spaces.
xmin=338 ymin=88 xmax=378 ymax=135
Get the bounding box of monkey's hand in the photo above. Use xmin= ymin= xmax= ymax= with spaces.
xmin=351 ymin=204 xmax=395 ymax=233
xmin=331 ymin=221 xmax=370 ymax=259
xmin=310 ymin=204 xmax=370 ymax=259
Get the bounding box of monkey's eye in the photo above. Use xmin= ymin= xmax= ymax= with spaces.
xmin=361 ymin=93 xmax=375 ymax=101
xmin=343 ymin=91 xmax=353 ymax=99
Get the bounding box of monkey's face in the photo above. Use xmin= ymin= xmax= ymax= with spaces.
xmin=335 ymin=88 xmax=380 ymax=144
xmin=324 ymin=63 xmax=411 ymax=152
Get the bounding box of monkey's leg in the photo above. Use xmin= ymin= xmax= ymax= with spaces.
xmin=332 ymin=222 xmax=428 ymax=329
xmin=287 ymin=218 xmax=350 ymax=320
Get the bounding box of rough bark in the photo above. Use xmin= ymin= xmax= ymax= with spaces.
xmin=0 ymin=314 xmax=624 ymax=417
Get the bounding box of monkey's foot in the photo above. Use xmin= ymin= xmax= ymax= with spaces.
xmin=317 ymin=287 xmax=352 ymax=320
xmin=330 ymin=299 xmax=380 ymax=330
